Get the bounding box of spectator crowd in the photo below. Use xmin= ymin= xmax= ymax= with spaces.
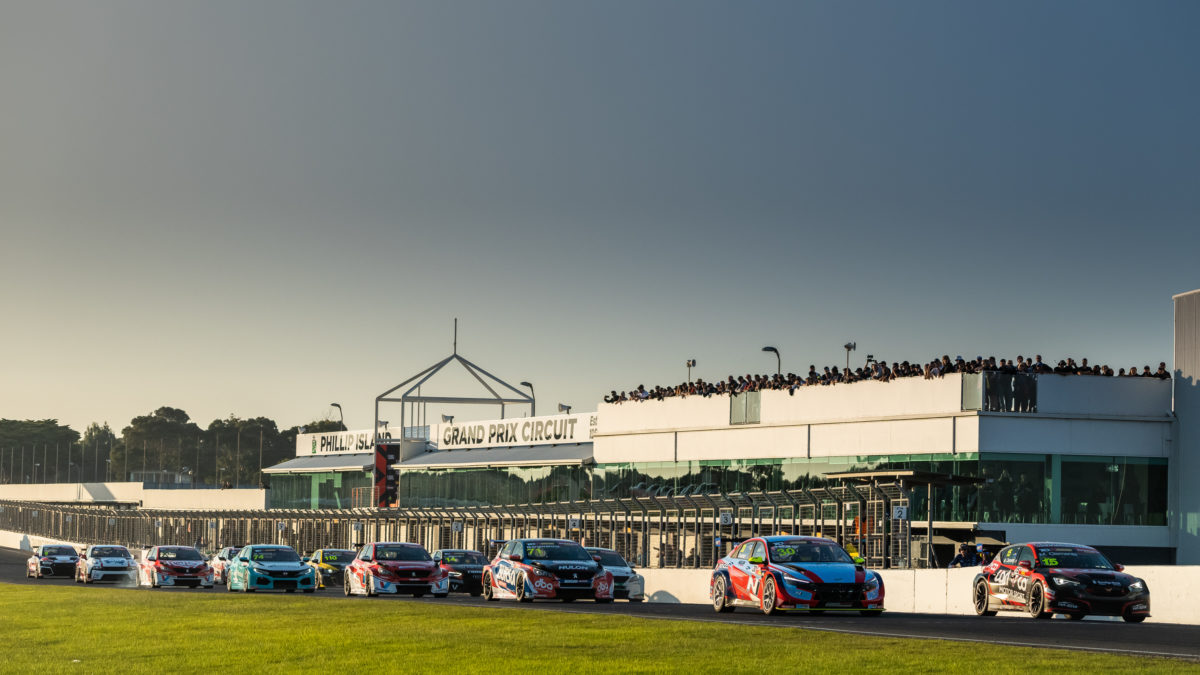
xmin=604 ymin=355 xmax=1171 ymax=404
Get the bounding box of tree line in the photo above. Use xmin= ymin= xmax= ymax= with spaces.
xmin=0 ymin=407 xmax=346 ymax=486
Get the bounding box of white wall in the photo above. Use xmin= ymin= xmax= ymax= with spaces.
xmin=0 ymin=528 xmax=79 ymax=553
xmin=979 ymin=417 xmax=1170 ymax=457
xmin=980 ymin=523 xmax=1171 ymax=550
xmin=0 ymin=482 xmax=265 ymax=510
xmin=639 ymin=564 xmax=1194 ymax=624
xmin=1037 ymin=375 xmax=1172 ymax=417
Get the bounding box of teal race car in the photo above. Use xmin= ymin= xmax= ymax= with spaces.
xmin=226 ymin=544 xmax=317 ymax=593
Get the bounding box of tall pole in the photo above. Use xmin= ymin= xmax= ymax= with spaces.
xmin=236 ymin=427 xmax=241 ymax=488
xmin=257 ymin=427 xmax=263 ymax=488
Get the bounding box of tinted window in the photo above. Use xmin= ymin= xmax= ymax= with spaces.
xmin=750 ymin=542 xmax=766 ymax=561
xmin=375 ymin=545 xmax=432 ymax=562
xmin=1036 ymin=546 xmax=1113 ymax=570
xmin=734 ymin=543 xmax=752 ymax=560
xmin=767 ymin=540 xmax=853 ymax=564
xmin=589 ymin=551 xmax=628 ymax=567
xmin=1017 ymin=546 xmax=1035 ymax=565
xmin=442 ymin=551 xmax=488 ymax=565
xmin=999 ymin=546 xmax=1020 ymax=565
xmin=522 ymin=542 xmax=591 ymax=561
xmin=92 ymin=547 xmax=131 ymax=558
xmin=249 ymin=548 xmax=300 ymax=562
xmin=158 ymin=548 xmax=204 ymax=561
xmin=43 ymin=546 xmax=75 ymax=556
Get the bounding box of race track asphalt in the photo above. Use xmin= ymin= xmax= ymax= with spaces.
xmin=3 ymin=546 xmax=1197 ymax=661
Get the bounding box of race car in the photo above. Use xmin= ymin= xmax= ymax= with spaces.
xmin=482 ymin=538 xmax=614 ymax=603
xmin=75 ymin=544 xmax=137 ymax=584
xmin=343 ymin=542 xmax=448 ymax=598
xmin=973 ymin=541 xmax=1150 ymax=622
xmin=303 ymin=548 xmax=356 ymax=589
xmin=138 ymin=545 xmax=215 ymax=589
xmin=209 ymin=546 xmax=241 ymax=585
xmin=585 ymin=547 xmax=645 ymax=601
xmin=26 ymin=544 xmax=79 ymax=578
xmin=710 ymin=536 xmax=884 ymax=615
xmin=432 ymin=548 xmax=489 ymax=596
xmin=226 ymin=544 xmax=317 ymax=593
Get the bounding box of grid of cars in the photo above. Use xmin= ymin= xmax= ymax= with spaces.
xmin=22 ymin=536 xmax=1153 ymax=623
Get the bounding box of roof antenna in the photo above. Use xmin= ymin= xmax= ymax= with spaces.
xmin=452 ymin=318 xmax=458 ymax=355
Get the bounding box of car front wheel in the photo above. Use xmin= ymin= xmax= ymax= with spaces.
xmin=482 ymin=574 xmax=496 ymax=601
xmin=1027 ymin=583 xmax=1051 ymax=619
xmin=761 ymin=577 xmax=779 ymax=615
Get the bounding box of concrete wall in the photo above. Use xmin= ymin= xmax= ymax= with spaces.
xmin=639 ymin=564 xmax=1193 ymax=624
xmin=979 ymin=416 xmax=1170 ymax=457
xmin=0 ymin=528 xmax=79 ymax=553
xmin=1173 ymin=290 xmax=1200 ymax=566
xmin=1037 ymin=375 xmax=1172 ymax=418
xmin=0 ymin=482 xmax=265 ymax=510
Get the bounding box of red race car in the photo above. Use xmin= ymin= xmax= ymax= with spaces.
xmin=973 ymin=542 xmax=1149 ymax=622
xmin=710 ymin=536 xmax=884 ymax=615
xmin=343 ymin=542 xmax=449 ymax=598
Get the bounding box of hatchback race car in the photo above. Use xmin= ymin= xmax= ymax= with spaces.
xmin=26 ymin=544 xmax=79 ymax=578
xmin=304 ymin=548 xmax=356 ymax=589
xmin=75 ymin=544 xmax=137 ymax=584
xmin=226 ymin=544 xmax=317 ymax=593
xmin=973 ymin=541 xmax=1149 ymax=622
xmin=710 ymin=536 xmax=884 ymax=615
xmin=482 ymin=539 xmax=615 ymax=603
xmin=433 ymin=549 xmax=489 ymax=596
xmin=344 ymin=542 xmax=448 ymax=597
xmin=209 ymin=546 xmax=241 ymax=585
xmin=139 ymin=545 xmax=215 ymax=589
xmin=585 ymin=547 xmax=645 ymax=601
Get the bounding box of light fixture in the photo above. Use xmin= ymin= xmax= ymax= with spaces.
xmin=557 ymin=403 xmax=572 ymax=414
xmin=762 ymin=346 xmax=781 ymax=376
xmin=844 ymin=342 xmax=856 ymax=373
xmin=441 ymin=414 xmax=455 ymax=424
xmin=686 ymin=359 xmax=697 ymax=380
xmin=520 ymin=381 xmax=535 ymax=417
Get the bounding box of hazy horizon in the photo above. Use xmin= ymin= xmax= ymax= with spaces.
xmin=2 ymin=1 xmax=1198 ymax=434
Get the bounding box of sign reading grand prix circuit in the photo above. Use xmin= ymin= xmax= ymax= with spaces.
xmin=434 ymin=412 xmax=596 ymax=450
xmin=294 ymin=429 xmax=379 ymax=457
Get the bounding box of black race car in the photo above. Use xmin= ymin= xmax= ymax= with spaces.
xmin=973 ymin=542 xmax=1149 ymax=622
xmin=433 ymin=548 xmax=489 ymax=596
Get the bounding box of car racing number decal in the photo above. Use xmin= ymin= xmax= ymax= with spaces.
xmin=1041 ymin=558 xmax=1058 ymax=567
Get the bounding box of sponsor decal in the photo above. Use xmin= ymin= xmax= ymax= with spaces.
xmin=596 ymin=581 xmax=610 ymax=595
xmin=746 ymin=572 xmax=762 ymax=595
xmin=1132 ymin=603 xmax=1148 ymax=611
xmin=534 ymin=578 xmax=553 ymax=591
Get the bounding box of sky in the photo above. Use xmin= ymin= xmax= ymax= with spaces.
xmin=1 ymin=0 xmax=1198 ymax=434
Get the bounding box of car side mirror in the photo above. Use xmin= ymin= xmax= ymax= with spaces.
xmin=1114 ymin=563 xmax=1125 ymax=572
xmin=1018 ymin=560 xmax=1032 ymax=570
xmin=80 ymin=554 xmax=86 ymax=559
xmin=748 ymin=556 xmax=765 ymax=565
xmin=853 ymin=556 xmax=866 ymax=565
xmin=510 ymin=553 xmax=522 ymax=562
xmin=592 ymin=555 xmax=602 ymax=562
xmin=302 ymin=557 xmax=310 ymax=563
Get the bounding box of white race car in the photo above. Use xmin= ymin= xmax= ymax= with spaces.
xmin=139 ymin=545 xmax=215 ymax=589
xmin=26 ymin=544 xmax=79 ymax=579
xmin=75 ymin=544 xmax=137 ymax=584
xmin=585 ymin=547 xmax=646 ymax=601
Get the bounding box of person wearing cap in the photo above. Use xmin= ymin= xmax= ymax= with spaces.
xmin=948 ymin=543 xmax=981 ymax=568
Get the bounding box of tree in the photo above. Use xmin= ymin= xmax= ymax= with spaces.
xmin=0 ymin=419 xmax=80 ymax=483
xmin=119 ymin=408 xmax=203 ymax=485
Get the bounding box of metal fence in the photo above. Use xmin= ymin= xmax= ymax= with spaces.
xmin=0 ymin=482 xmax=923 ymax=568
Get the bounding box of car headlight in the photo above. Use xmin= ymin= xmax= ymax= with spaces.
xmin=783 ymin=574 xmax=812 ymax=586
xmin=1051 ymin=576 xmax=1084 ymax=589
xmin=864 ymin=576 xmax=880 ymax=592
xmin=449 ymin=571 xmax=463 ymax=578
xmin=251 ymin=565 xmax=269 ymax=574
xmin=1129 ymin=580 xmax=1146 ymax=592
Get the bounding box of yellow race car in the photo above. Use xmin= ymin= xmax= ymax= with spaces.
xmin=304 ymin=548 xmax=357 ymax=589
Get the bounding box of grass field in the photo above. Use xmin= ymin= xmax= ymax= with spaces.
xmin=0 ymin=585 xmax=1194 ymax=674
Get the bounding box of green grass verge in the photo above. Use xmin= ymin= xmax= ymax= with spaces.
xmin=0 ymin=585 xmax=1193 ymax=673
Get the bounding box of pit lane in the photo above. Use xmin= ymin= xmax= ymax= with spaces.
xmin=3 ymin=547 xmax=1196 ymax=661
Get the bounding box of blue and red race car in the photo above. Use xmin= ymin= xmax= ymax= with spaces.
xmin=973 ymin=541 xmax=1150 ymax=622
xmin=482 ymin=538 xmax=614 ymax=603
xmin=711 ymin=536 xmax=885 ymax=615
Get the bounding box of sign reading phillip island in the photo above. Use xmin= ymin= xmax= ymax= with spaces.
xmin=294 ymin=429 xmax=379 ymax=457
xmin=436 ymin=413 xmax=596 ymax=450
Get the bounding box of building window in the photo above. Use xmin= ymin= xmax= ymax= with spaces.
xmin=730 ymin=391 xmax=761 ymax=425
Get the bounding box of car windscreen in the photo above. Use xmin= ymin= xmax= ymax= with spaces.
xmin=322 ymin=551 xmax=356 ymax=564
xmin=158 ymin=548 xmax=204 ymax=561
xmin=249 ymin=548 xmax=300 ymax=562
xmin=523 ymin=542 xmax=591 ymax=561
xmin=1037 ymin=547 xmax=1113 ymax=570
xmin=590 ymin=551 xmax=629 ymax=567
xmin=43 ymin=546 xmax=76 ymax=556
xmin=92 ymin=547 xmax=131 ymax=558
xmin=441 ymin=551 xmax=488 ymax=565
xmin=767 ymin=540 xmax=853 ymax=564
xmin=375 ymin=546 xmax=431 ymax=562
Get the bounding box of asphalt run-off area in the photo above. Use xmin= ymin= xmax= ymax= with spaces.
xmin=3 ymin=547 xmax=1197 ymax=661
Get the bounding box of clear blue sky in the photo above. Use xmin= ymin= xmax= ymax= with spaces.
xmin=1 ymin=1 xmax=1197 ymax=433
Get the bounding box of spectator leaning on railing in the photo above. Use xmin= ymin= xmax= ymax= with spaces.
xmin=605 ymin=353 xmax=1169 ymax=404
